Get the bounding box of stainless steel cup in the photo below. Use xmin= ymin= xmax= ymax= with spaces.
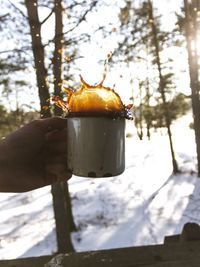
xmin=67 ymin=116 xmax=125 ymax=177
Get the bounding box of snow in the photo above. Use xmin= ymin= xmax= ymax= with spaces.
xmin=1 ymin=114 xmax=200 ymax=260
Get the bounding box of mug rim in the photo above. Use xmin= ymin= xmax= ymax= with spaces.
xmin=66 ymin=111 xmax=126 ymax=119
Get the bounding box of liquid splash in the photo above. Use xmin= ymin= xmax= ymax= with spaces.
xmin=51 ymin=75 xmax=133 ymax=119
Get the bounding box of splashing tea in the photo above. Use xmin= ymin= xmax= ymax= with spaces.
xmin=52 ymin=75 xmax=132 ymax=119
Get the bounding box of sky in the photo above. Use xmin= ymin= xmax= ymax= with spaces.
xmin=1 ymin=0 xmax=188 ymax=111
xmin=74 ymin=0 xmax=189 ymax=107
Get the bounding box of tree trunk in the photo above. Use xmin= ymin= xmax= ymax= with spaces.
xmin=145 ymin=52 xmax=151 ymax=140
xmin=25 ymin=0 xmax=74 ymax=253
xmin=24 ymin=0 xmax=51 ymax=118
xmin=51 ymin=182 xmax=74 ymax=252
xmin=148 ymin=0 xmax=179 ymax=173
xmin=51 ymin=0 xmax=75 ymax=253
xmin=63 ymin=181 xmax=77 ymax=232
xmin=138 ymin=83 xmax=143 ymax=140
xmin=53 ymin=0 xmax=63 ymax=117
xmin=184 ymin=0 xmax=200 ymax=177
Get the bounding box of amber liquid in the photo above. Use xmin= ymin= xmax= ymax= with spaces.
xmin=67 ymin=110 xmax=127 ymax=119
xmin=52 ymin=76 xmax=132 ymax=119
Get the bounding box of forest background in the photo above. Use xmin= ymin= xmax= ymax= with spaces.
xmin=1 ymin=0 xmax=200 ymax=255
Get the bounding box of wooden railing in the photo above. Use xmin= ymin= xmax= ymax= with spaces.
xmin=1 ymin=223 xmax=200 ymax=267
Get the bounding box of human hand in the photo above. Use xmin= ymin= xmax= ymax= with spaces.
xmin=0 ymin=117 xmax=72 ymax=192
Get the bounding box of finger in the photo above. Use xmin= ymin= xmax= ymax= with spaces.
xmin=44 ymin=172 xmax=59 ymax=185
xmin=56 ymin=171 xmax=72 ymax=182
xmin=45 ymin=163 xmax=72 ymax=181
xmin=34 ymin=117 xmax=67 ymax=133
xmin=45 ymin=129 xmax=67 ymax=142
xmin=46 ymin=162 xmax=67 ymax=174
xmin=45 ymin=154 xmax=67 ymax=164
xmin=46 ymin=171 xmax=72 ymax=184
xmin=46 ymin=142 xmax=67 ymax=154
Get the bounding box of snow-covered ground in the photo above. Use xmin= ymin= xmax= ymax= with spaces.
xmin=1 ymin=115 xmax=200 ymax=260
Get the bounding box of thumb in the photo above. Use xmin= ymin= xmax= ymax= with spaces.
xmin=34 ymin=117 xmax=67 ymax=133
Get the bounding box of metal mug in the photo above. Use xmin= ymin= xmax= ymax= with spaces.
xmin=67 ymin=115 xmax=125 ymax=177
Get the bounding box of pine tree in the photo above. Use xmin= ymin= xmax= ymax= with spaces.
xmin=183 ymin=0 xmax=200 ymax=176
xmin=147 ymin=0 xmax=179 ymax=173
xmin=51 ymin=0 xmax=75 ymax=252
xmin=1 ymin=0 xmax=100 ymax=253
xmin=117 ymin=0 xmax=183 ymax=173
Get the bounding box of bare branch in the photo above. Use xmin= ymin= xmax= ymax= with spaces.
xmin=0 ymin=13 xmax=9 ymax=21
xmin=41 ymin=8 xmax=55 ymax=25
xmin=65 ymin=0 xmax=87 ymax=10
xmin=37 ymin=1 xmax=98 ymax=49
xmin=0 ymin=47 xmax=31 ymax=54
xmin=8 ymin=0 xmax=27 ymax=19
xmin=63 ymin=0 xmax=98 ymax=35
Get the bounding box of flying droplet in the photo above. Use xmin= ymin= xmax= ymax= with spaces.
xmin=111 ymin=27 xmax=117 ymax=32
xmin=66 ymin=56 xmax=72 ymax=62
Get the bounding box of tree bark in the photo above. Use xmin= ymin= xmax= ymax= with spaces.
xmin=25 ymin=0 xmax=75 ymax=253
xmin=24 ymin=0 xmax=51 ymax=118
xmin=53 ymin=0 xmax=63 ymax=117
xmin=148 ymin=0 xmax=179 ymax=173
xmin=51 ymin=182 xmax=74 ymax=252
xmin=52 ymin=0 xmax=75 ymax=253
xmin=184 ymin=0 xmax=200 ymax=176
xmin=145 ymin=46 xmax=151 ymax=140
xmin=63 ymin=180 xmax=77 ymax=232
